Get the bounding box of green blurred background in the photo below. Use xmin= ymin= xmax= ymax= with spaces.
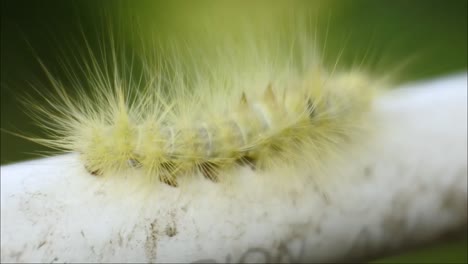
xmin=1 ymin=0 xmax=467 ymax=262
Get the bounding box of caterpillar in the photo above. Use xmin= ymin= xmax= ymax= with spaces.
xmin=16 ymin=14 xmax=382 ymax=188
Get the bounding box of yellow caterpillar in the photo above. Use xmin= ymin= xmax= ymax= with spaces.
xmin=20 ymin=15 xmax=382 ymax=188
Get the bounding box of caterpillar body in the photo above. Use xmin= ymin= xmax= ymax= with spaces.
xmin=22 ymin=22 xmax=381 ymax=188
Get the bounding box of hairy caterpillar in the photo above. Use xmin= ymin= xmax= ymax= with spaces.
xmin=15 ymin=15 xmax=383 ymax=188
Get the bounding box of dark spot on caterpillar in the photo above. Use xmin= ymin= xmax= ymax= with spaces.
xmin=85 ymin=166 xmax=102 ymax=176
xmin=159 ymin=174 xmax=178 ymax=187
xmin=127 ymin=158 xmax=142 ymax=168
xmin=80 ymin=152 xmax=103 ymax=176
xmin=159 ymin=161 xmax=178 ymax=187
xmin=237 ymin=156 xmax=257 ymax=170
xmin=307 ymin=99 xmax=316 ymax=119
xmin=198 ymin=162 xmax=219 ymax=182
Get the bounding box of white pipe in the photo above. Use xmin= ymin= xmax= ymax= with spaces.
xmin=1 ymin=73 xmax=467 ymax=263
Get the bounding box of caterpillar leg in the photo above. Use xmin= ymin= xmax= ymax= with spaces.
xmin=198 ymin=162 xmax=219 ymax=182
